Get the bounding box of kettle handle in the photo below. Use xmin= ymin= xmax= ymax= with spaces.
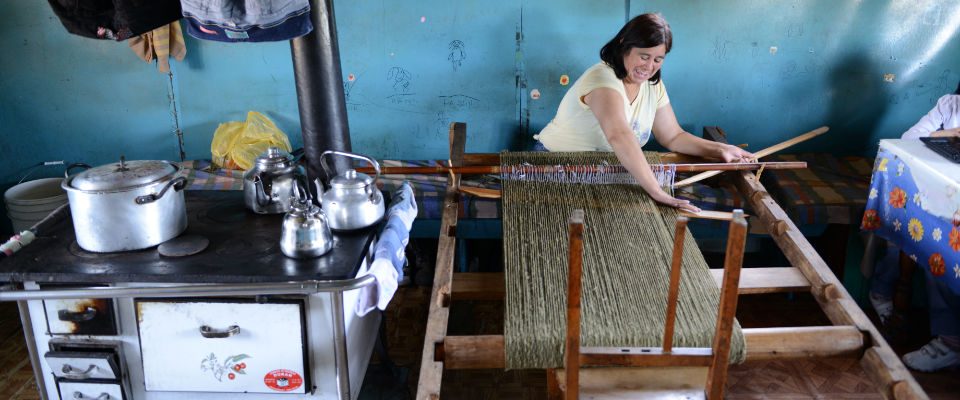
xmin=319 ymin=150 xmax=381 ymax=186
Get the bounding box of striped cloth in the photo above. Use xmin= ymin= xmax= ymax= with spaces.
xmin=501 ymin=151 xmax=745 ymax=369
xmin=760 ymin=154 xmax=872 ymax=226
xmin=179 ymin=160 xmax=245 ymax=190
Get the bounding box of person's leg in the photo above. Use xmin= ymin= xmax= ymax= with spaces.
xmin=902 ymin=271 xmax=960 ymax=372
xmin=869 ymin=243 xmax=900 ymax=325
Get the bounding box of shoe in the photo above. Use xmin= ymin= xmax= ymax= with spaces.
xmin=869 ymin=291 xmax=894 ymax=326
xmin=902 ymin=337 xmax=960 ymax=372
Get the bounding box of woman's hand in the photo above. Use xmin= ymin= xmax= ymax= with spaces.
xmin=931 ymin=127 xmax=960 ymax=138
xmin=718 ymin=143 xmax=755 ymax=163
xmin=650 ymin=190 xmax=701 ymax=213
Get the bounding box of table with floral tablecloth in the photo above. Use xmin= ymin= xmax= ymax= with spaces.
xmin=861 ymin=139 xmax=960 ymax=295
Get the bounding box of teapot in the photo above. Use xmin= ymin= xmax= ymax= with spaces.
xmin=280 ymin=182 xmax=333 ymax=258
xmin=319 ymin=150 xmax=385 ymax=230
xmin=243 ymin=147 xmax=307 ymax=214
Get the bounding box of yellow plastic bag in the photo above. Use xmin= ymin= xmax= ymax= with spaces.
xmin=211 ymin=111 xmax=292 ymax=170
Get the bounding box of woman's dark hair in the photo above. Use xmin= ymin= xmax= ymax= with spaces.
xmin=600 ymin=13 xmax=672 ymax=84
xmin=955 ymin=79 xmax=960 ymax=95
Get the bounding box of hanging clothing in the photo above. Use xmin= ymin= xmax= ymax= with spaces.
xmin=47 ymin=0 xmax=182 ymax=41
xmin=128 ymin=21 xmax=187 ymax=73
xmin=180 ymin=0 xmax=313 ymax=42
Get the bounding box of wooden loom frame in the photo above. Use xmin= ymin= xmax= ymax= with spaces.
xmin=414 ymin=122 xmax=930 ymax=399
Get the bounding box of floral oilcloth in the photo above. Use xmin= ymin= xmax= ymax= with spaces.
xmin=861 ymin=141 xmax=960 ymax=295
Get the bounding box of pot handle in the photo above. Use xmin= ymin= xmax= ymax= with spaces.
xmin=134 ymin=176 xmax=187 ymax=205
xmin=320 ymin=150 xmax=381 ymax=191
xmin=64 ymin=163 xmax=92 ymax=178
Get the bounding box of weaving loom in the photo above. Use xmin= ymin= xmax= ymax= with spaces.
xmin=415 ymin=123 xmax=930 ymax=400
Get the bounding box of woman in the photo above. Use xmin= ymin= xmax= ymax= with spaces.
xmin=901 ymin=80 xmax=960 ymax=139
xmin=869 ymin=79 xmax=960 ymax=372
xmin=533 ymin=13 xmax=753 ymax=213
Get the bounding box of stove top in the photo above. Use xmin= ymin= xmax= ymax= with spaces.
xmin=0 ymin=191 xmax=377 ymax=284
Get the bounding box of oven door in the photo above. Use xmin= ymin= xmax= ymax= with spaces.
xmin=135 ymin=298 xmax=309 ymax=394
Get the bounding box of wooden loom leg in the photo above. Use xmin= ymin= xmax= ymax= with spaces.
xmin=705 ymin=210 xmax=748 ymax=400
xmin=415 ymin=122 xmax=466 ymax=400
xmin=663 ymin=216 xmax=689 ymax=352
xmin=564 ymin=210 xmax=585 ymax=400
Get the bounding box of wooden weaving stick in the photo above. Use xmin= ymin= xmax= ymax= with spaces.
xmin=358 ymin=161 xmax=805 ymax=176
xmin=673 ymin=126 xmax=829 ymax=188
xmin=456 ymin=186 xmax=749 ymax=221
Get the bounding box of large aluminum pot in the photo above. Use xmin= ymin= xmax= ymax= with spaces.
xmin=62 ymin=158 xmax=188 ymax=252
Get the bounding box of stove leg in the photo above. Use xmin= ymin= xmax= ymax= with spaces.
xmin=332 ymin=291 xmax=351 ymax=400
xmin=18 ymin=299 xmax=48 ymax=400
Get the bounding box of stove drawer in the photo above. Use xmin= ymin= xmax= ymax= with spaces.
xmin=135 ymin=299 xmax=308 ymax=393
xmin=43 ymin=298 xmax=118 ymax=335
xmin=57 ymin=381 xmax=124 ymax=400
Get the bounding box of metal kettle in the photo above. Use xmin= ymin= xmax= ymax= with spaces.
xmin=280 ymin=183 xmax=334 ymax=259
xmin=319 ymin=150 xmax=385 ymax=231
xmin=243 ymin=147 xmax=306 ymax=214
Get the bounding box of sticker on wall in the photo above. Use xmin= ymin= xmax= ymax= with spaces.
xmin=347 ymin=74 xmax=355 ymax=82
xmin=264 ymin=369 xmax=303 ymax=392
xmin=530 ymin=89 xmax=541 ymax=99
xmin=884 ymin=74 xmax=896 ymax=83
xmin=769 ymin=46 xmax=778 ymax=55
xmin=560 ymin=75 xmax=570 ymax=85
xmin=200 ymin=353 xmax=251 ymax=382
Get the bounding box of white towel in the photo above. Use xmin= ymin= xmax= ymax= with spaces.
xmin=355 ymin=182 xmax=417 ymax=316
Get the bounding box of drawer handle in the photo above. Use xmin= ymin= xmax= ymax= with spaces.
xmin=72 ymin=392 xmax=111 ymax=400
xmin=199 ymin=325 xmax=240 ymax=338
xmin=62 ymin=363 xmax=97 ymax=379
xmin=58 ymin=306 xmax=97 ymax=322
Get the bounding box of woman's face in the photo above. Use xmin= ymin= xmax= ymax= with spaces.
xmin=622 ymin=45 xmax=666 ymax=84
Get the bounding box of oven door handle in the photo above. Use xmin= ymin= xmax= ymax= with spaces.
xmin=58 ymin=306 xmax=97 ymax=322
xmin=199 ymin=324 xmax=240 ymax=338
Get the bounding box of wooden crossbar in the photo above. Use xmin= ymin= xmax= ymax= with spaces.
xmin=449 ymin=267 xmax=811 ymax=301
xmin=436 ymin=325 xmax=867 ymax=369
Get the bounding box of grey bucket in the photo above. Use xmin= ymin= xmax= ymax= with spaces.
xmin=4 ymin=178 xmax=69 ymax=233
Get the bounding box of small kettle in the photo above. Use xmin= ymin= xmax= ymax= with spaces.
xmin=280 ymin=182 xmax=333 ymax=259
xmin=319 ymin=150 xmax=385 ymax=231
xmin=243 ymin=147 xmax=307 ymax=214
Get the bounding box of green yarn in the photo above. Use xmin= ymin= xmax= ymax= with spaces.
xmin=501 ymin=151 xmax=745 ymax=369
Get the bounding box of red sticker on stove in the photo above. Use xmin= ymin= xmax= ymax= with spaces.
xmin=263 ymin=369 xmax=303 ymax=392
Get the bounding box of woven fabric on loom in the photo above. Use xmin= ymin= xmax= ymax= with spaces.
xmin=501 ymin=151 xmax=746 ymax=369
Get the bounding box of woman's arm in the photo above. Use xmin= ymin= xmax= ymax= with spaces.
xmin=652 ymin=104 xmax=754 ymax=162
xmin=585 ymin=88 xmax=701 ymax=213
xmin=902 ymin=101 xmax=946 ymax=139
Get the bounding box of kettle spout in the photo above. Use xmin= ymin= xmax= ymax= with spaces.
xmin=254 ymin=176 xmax=272 ymax=207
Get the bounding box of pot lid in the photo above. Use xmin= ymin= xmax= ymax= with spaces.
xmin=255 ymin=147 xmax=294 ymax=167
xmin=69 ymin=158 xmax=179 ymax=191
xmin=329 ymin=169 xmax=372 ymax=189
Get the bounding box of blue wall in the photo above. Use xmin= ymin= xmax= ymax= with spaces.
xmin=1 ymin=0 xmax=959 ymax=234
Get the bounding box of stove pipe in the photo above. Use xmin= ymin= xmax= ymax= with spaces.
xmin=290 ymin=0 xmax=351 ymax=190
